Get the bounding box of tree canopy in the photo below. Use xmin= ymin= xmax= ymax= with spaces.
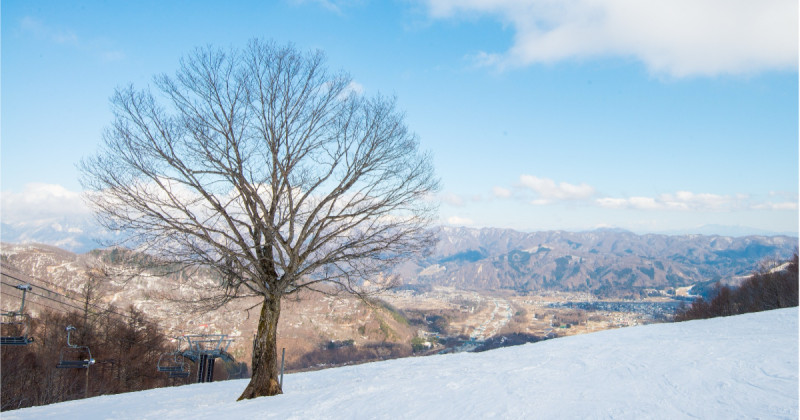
xmin=80 ymin=40 xmax=439 ymax=398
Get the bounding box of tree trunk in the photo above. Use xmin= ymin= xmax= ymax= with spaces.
xmin=238 ymin=295 xmax=282 ymax=400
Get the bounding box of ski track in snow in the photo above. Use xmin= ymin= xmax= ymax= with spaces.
xmin=5 ymin=308 xmax=798 ymax=420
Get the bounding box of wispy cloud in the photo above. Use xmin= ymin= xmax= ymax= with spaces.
xmin=492 ymin=186 xmax=512 ymax=198
xmin=422 ymin=0 xmax=798 ymax=77
xmin=345 ymin=81 xmax=365 ymax=95
xmin=446 ymin=215 xmax=474 ymax=226
xmin=596 ymin=190 xmax=798 ymax=212
xmin=519 ymin=175 xmax=595 ymax=204
xmin=659 ymin=191 xmax=732 ymax=211
xmin=751 ymin=201 xmax=799 ymax=211
xmin=290 ymin=0 xmax=365 ymax=15
xmin=18 ymin=17 xmax=125 ymax=62
xmin=20 ymin=17 xmax=78 ymax=45
xmin=441 ymin=193 xmax=466 ymax=207
xmin=597 ymin=191 xmax=735 ymax=211
xmin=497 ymin=173 xmax=797 ymax=213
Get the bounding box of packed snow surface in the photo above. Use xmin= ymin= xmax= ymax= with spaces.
xmin=6 ymin=308 xmax=798 ymax=419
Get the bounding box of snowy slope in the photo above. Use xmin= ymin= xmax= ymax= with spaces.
xmin=6 ymin=308 xmax=798 ymax=420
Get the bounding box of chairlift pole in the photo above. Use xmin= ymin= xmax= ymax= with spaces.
xmin=15 ymin=284 xmax=32 ymax=314
xmin=280 ymin=348 xmax=285 ymax=389
xmin=184 ymin=333 xmax=234 ymax=384
xmin=85 ymin=363 xmax=90 ymax=399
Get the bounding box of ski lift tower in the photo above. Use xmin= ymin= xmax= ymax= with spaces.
xmin=183 ymin=334 xmax=234 ymax=383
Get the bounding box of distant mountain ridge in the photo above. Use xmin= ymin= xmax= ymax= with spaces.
xmin=1 ymin=217 xmax=794 ymax=253
xmin=1 ymin=217 xmax=118 ymax=254
xmin=1 ymin=227 xmax=796 ymax=360
xmin=656 ymin=224 xmax=798 ymax=237
xmin=396 ymin=226 xmax=798 ymax=296
xmin=2 ymin=222 xmax=796 ymax=297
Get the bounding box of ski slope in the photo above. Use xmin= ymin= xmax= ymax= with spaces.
xmin=6 ymin=308 xmax=798 ymax=419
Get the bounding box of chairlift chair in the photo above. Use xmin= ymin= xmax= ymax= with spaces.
xmin=168 ymin=369 xmax=191 ymax=379
xmin=56 ymin=326 xmax=95 ymax=369
xmin=157 ymin=337 xmax=191 ymax=378
xmin=1 ymin=313 xmax=34 ymax=346
xmin=1 ymin=284 xmax=34 ymax=346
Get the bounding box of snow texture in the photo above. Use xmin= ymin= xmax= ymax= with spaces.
xmin=6 ymin=308 xmax=798 ymax=419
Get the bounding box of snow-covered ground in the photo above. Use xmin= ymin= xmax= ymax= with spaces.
xmin=6 ymin=308 xmax=798 ymax=419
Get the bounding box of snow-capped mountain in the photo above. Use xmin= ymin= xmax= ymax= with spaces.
xmin=397 ymin=226 xmax=797 ymax=294
xmin=0 ymin=217 xmax=119 ymax=254
xmin=3 ymin=225 xmax=796 ymax=299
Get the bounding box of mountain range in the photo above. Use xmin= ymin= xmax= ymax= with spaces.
xmin=0 ymin=217 xmax=119 ymax=254
xmin=397 ymin=227 xmax=797 ymax=296
xmin=1 ymin=226 xmax=796 ymax=366
xmin=2 ymin=224 xmax=796 ymax=297
xmin=1 ymin=216 xmax=795 ymax=254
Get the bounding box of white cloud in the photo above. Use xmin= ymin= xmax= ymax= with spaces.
xmin=595 ymin=197 xmax=628 ymax=209
xmin=594 ymin=190 xmax=798 ymax=212
xmin=628 ymin=196 xmax=661 ymax=210
xmin=492 ymin=186 xmax=512 ymax=198
xmin=659 ymin=191 xmax=732 ymax=210
xmin=344 ymin=81 xmax=365 ymax=96
xmin=446 ymin=216 xmax=475 ymax=225
xmin=290 ymin=0 xmax=365 ymax=15
xmin=752 ymin=202 xmax=799 ymax=211
xmin=519 ymin=175 xmax=595 ymax=201
xmin=20 ymin=17 xmax=78 ymax=45
xmin=596 ymin=192 xmax=728 ymax=211
xmin=441 ymin=193 xmax=466 ymax=206
xmin=18 ymin=16 xmax=125 ymax=62
xmin=423 ymin=0 xmax=798 ymax=77
xmin=1 ymin=183 xmax=92 ymax=224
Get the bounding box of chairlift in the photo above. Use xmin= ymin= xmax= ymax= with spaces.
xmin=56 ymin=326 xmax=95 ymax=369
xmin=157 ymin=337 xmax=191 ymax=378
xmin=1 ymin=284 xmax=34 ymax=346
xmin=168 ymin=369 xmax=191 ymax=379
xmin=184 ymin=334 xmax=234 ymax=383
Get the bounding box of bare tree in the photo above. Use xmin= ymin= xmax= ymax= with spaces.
xmin=80 ymin=40 xmax=439 ymax=399
xmin=79 ymin=266 xmax=108 ymax=329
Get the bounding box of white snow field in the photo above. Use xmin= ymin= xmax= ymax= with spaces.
xmin=6 ymin=308 xmax=798 ymax=420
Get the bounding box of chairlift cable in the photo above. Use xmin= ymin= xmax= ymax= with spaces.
xmin=1 ymin=290 xmax=170 ymax=347
xmin=1 ymin=267 xmax=167 ymax=323
xmin=2 ymin=283 xmax=189 ymax=346
xmin=1 ymin=289 xmax=78 ymax=314
xmin=2 ymin=270 xmax=99 ymax=304
xmin=1 ymin=264 xmax=65 ymax=290
xmin=1 ymin=280 xmax=132 ymax=321
xmin=1 ymin=270 xmax=118 ymax=310
xmin=2 ymin=272 xmax=221 ymax=342
xmin=2 ymin=270 xmax=153 ymax=322
xmin=1 ymin=282 xmax=89 ymax=313
xmin=1 ymin=275 xmax=133 ymax=321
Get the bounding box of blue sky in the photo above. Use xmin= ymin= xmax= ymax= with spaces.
xmin=2 ymin=0 xmax=798 ymax=235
